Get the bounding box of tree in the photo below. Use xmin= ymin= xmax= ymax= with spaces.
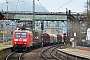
xmin=83 ymin=1 xmax=90 ymax=28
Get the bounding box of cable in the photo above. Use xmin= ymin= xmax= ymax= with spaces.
xmin=9 ymin=2 xmax=15 ymax=11
xmin=54 ymin=0 xmax=73 ymax=12
xmin=15 ymin=0 xmax=19 ymax=11
xmin=45 ymin=0 xmax=53 ymax=12
xmin=37 ymin=0 xmax=47 ymax=12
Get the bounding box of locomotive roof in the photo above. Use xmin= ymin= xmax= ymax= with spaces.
xmin=14 ymin=30 xmax=32 ymax=34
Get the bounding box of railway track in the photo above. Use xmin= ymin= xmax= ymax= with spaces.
xmin=41 ymin=45 xmax=61 ymax=60
xmin=5 ymin=52 xmax=25 ymax=60
xmin=3 ymin=45 xmax=63 ymax=60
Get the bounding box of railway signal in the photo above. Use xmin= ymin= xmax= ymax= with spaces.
xmin=41 ymin=22 xmax=44 ymax=30
xmin=41 ymin=21 xmax=44 ymax=47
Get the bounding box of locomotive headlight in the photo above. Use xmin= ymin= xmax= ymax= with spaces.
xmin=23 ymin=39 xmax=27 ymax=42
xmin=24 ymin=42 xmax=26 ymax=44
xmin=15 ymin=42 xmax=17 ymax=44
xmin=14 ymin=39 xmax=18 ymax=41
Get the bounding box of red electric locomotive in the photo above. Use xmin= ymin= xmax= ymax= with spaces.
xmin=12 ymin=30 xmax=33 ymax=52
xmin=11 ymin=20 xmax=43 ymax=52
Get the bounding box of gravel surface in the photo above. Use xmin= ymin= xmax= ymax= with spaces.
xmin=21 ymin=47 xmax=46 ymax=60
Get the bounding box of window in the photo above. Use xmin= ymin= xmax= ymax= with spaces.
xmin=15 ymin=32 xmax=27 ymax=38
xmin=15 ymin=33 xmax=20 ymax=37
xmin=21 ymin=33 xmax=26 ymax=38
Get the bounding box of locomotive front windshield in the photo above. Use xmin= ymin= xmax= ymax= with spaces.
xmin=21 ymin=33 xmax=27 ymax=37
xmin=15 ymin=33 xmax=20 ymax=37
xmin=15 ymin=32 xmax=27 ymax=38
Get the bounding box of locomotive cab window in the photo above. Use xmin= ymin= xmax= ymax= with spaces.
xmin=15 ymin=32 xmax=20 ymax=37
xmin=21 ymin=33 xmax=27 ymax=38
xmin=15 ymin=32 xmax=27 ymax=38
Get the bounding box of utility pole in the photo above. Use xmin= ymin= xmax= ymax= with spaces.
xmin=32 ymin=0 xmax=36 ymax=46
xmin=6 ymin=0 xmax=8 ymax=42
xmin=32 ymin=0 xmax=35 ymax=31
xmin=87 ymin=0 xmax=88 ymax=22
xmin=33 ymin=0 xmax=35 ymax=14
xmin=32 ymin=0 xmax=35 ymax=28
xmin=57 ymin=21 xmax=59 ymax=33
xmin=6 ymin=0 xmax=8 ymax=20
xmin=1 ymin=9 xmax=4 ymax=44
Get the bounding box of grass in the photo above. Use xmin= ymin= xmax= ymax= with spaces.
xmin=0 ymin=41 xmax=12 ymax=47
xmin=0 ymin=41 xmax=12 ymax=59
xmin=65 ymin=44 xmax=75 ymax=49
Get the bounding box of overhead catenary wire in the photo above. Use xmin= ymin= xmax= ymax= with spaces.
xmin=15 ymin=0 xmax=19 ymax=12
xmin=8 ymin=0 xmax=25 ymax=12
xmin=54 ymin=0 xmax=73 ymax=12
xmin=9 ymin=2 xmax=15 ymax=11
xmin=37 ymin=0 xmax=47 ymax=12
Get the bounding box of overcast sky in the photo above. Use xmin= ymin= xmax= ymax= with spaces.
xmin=36 ymin=0 xmax=87 ymax=12
xmin=0 ymin=0 xmax=87 ymax=12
